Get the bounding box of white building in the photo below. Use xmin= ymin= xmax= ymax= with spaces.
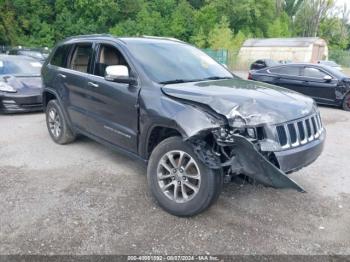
xmin=237 ymin=37 xmax=328 ymax=68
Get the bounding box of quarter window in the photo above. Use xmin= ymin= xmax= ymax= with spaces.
xmin=303 ymin=67 xmax=329 ymax=79
xmin=69 ymin=44 xmax=93 ymax=73
xmin=269 ymin=66 xmax=300 ymax=76
xmin=50 ymin=45 xmax=71 ymax=68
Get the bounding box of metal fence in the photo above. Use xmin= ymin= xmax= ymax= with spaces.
xmin=202 ymin=48 xmax=242 ymax=70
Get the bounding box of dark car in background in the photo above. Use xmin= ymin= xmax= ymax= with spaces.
xmin=249 ymin=63 xmax=350 ymax=111
xmin=8 ymin=48 xmax=48 ymax=62
xmin=0 ymin=55 xmax=43 ymax=113
xmin=250 ymin=59 xmax=280 ymax=70
xmin=41 ymin=35 xmax=325 ymax=216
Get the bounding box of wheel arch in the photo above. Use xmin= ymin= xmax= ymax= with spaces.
xmin=145 ymin=125 xmax=183 ymax=159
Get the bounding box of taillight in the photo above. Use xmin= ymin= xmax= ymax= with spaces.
xmin=248 ymin=72 xmax=253 ymax=80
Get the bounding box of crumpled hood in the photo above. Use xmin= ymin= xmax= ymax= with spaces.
xmin=162 ymin=79 xmax=316 ymax=125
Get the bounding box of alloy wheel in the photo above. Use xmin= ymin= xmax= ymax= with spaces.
xmin=48 ymin=108 xmax=61 ymax=138
xmin=157 ymin=150 xmax=201 ymax=203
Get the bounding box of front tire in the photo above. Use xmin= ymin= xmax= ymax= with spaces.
xmin=147 ymin=136 xmax=223 ymax=217
xmin=46 ymin=100 xmax=76 ymax=144
xmin=342 ymin=93 xmax=350 ymax=111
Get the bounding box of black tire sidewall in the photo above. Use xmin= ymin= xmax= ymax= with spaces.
xmin=147 ymin=136 xmax=221 ymax=216
xmin=343 ymin=93 xmax=350 ymax=111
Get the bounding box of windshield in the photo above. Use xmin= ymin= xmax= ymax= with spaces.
xmin=0 ymin=58 xmax=42 ymax=76
xmin=126 ymin=41 xmax=233 ymax=83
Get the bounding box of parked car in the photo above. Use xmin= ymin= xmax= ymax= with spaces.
xmin=0 ymin=55 xmax=43 ymax=113
xmin=250 ymin=59 xmax=279 ymax=70
xmin=8 ymin=48 xmax=47 ymax=62
xmin=249 ymin=63 xmax=350 ymax=111
xmin=317 ymin=60 xmax=342 ymax=71
xmin=42 ymin=35 xmax=325 ymax=216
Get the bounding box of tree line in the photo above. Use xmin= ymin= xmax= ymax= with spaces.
xmin=0 ymin=0 xmax=348 ymax=51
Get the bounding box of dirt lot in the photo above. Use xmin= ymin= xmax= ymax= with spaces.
xmin=0 ymin=106 xmax=349 ymax=255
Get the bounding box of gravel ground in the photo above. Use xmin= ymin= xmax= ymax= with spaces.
xmin=0 ymin=106 xmax=349 ymax=255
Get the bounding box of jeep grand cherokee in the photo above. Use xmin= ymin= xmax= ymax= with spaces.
xmin=42 ymin=35 xmax=326 ymax=216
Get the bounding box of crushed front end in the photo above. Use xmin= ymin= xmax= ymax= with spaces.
xmin=188 ymin=108 xmax=326 ymax=192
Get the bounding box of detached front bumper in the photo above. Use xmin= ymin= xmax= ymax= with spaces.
xmin=0 ymin=92 xmax=43 ymax=113
xmin=275 ymin=130 xmax=326 ymax=173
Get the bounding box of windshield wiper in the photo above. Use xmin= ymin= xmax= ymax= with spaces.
xmin=202 ymin=76 xmax=233 ymax=80
xmin=159 ymin=76 xmax=233 ymax=85
xmin=159 ymin=79 xmax=201 ymax=85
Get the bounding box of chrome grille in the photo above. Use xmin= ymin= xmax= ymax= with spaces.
xmin=276 ymin=113 xmax=323 ymax=149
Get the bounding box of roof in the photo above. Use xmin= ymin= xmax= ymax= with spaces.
xmin=61 ymin=34 xmax=183 ymax=45
xmin=263 ymin=63 xmax=346 ymax=79
xmin=242 ymin=37 xmax=326 ymax=47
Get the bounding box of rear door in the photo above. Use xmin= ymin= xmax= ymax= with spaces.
xmin=301 ymin=66 xmax=338 ymax=104
xmin=267 ymin=65 xmax=306 ymax=94
xmin=80 ymin=42 xmax=140 ymax=152
xmin=59 ymin=42 xmax=97 ymax=131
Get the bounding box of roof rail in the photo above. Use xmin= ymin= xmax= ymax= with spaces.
xmin=141 ymin=35 xmax=184 ymax=42
xmin=64 ymin=34 xmax=114 ymax=40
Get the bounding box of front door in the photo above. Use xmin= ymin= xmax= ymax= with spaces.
xmin=81 ymin=43 xmax=139 ymax=152
xmin=302 ymin=66 xmax=337 ymax=104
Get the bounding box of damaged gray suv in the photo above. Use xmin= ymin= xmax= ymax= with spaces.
xmin=42 ymin=35 xmax=326 ymax=216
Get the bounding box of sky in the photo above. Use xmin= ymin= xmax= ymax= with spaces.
xmin=333 ymin=0 xmax=350 ymax=20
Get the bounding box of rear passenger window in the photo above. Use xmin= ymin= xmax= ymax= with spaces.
xmin=50 ymin=45 xmax=71 ymax=67
xmin=269 ymin=66 xmax=300 ymax=76
xmin=69 ymin=44 xmax=93 ymax=73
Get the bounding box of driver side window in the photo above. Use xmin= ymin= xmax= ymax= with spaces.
xmin=303 ymin=67 xmax=328 ymax=79
xmin=94 ymin=44 xmax=129 ymax=77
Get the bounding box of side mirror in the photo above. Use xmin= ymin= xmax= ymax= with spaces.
xmin=323 ymin=75 xmax=332 ymax=82
xmin=105 ymin=65 xmax=135 ymax=84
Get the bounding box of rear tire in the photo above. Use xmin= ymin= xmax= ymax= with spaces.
xmin=342 ymin=93 xmax=350 ymax=111
xmin=147 ymin=136 xmax=223 ymax=217
xmin=46 ymin=100 xmax=76 ymax=144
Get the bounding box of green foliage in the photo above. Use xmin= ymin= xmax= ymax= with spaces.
xmin=0 ymin=0 xmax=348 ymax=53
xmin=319 ymin=17 xmax=349 ymax=50
xmin=267 ymin=12 xmax=291 ymax=38
xmin=329 ymin=49 xmax=350 ymax=67
xmin=208 ymin=17 xmax=235 ymax=50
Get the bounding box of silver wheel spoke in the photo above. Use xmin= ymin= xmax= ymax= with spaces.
xmin=49 ymin=109 xmax=56 ymax=121
xmin=159 ymin=160 xmax=172 ymax=173
xmin=162 ymin=181 xmax=175 ymax=191
xmin=184 ymin=172 xmax=200 ymax=180
xmin=158 ymin=172 xmax=174 ymax=180
xmin=181 ymin=183 xmax=189 ymax=200
xmin=184 ymin=159 xmax=195 ymax=171
xmin=183 ymin=181 xmax=199 ymax=193
xmin=173 ymin=182 xmax=179 ymax=200
xmin=167 ymin=153 xmax=177 ymax=169
xmin=178 ymin=151 xmax=185 ymax=168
